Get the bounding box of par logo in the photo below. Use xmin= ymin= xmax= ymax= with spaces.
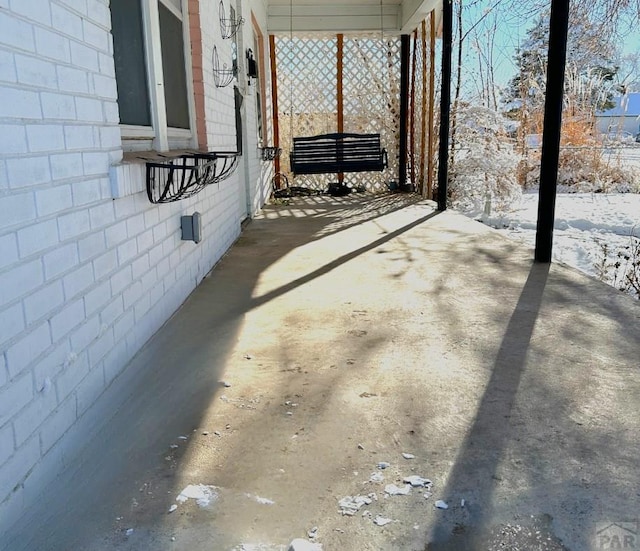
xmin=596 ymin=521 xmax=638 ymax=549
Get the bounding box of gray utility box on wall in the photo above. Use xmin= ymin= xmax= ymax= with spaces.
xmin=181 ymin=212 xmax=202 ymax=243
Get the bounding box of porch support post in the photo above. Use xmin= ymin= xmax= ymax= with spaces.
xmin=437 ymin=0 xmax=452 ymax=211
xmin=399 ymin=34 xmax=410 ymax=190
xmin=337 ymin=34 xmax=344 ymax=134
xmin=420 ymin=19 xmax=428 ymax=197
xmin=410 ymin=29 xmax=418 ymax=190
xmin=427 ymin=10 xmax=436 ymax=200
xmin=337 ymin=33 xmax=345 ymax=184
xmin=269 ymin=34 xmax=281 ymax=179
xmin=535 ymin=0 xmax=570 ymax=262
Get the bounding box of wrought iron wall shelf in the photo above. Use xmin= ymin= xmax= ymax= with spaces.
xmin=212 ymin=46 xmax=235 ymax=88
xmin=146 ymin=152 xmax=239 ymax=204
xmin=219 ymin=0 xmax=244 ymax=39
xmin=260 ymin=147 xmax=282 ymax=161
xmin=198 ymin=152 xmax=239 ymax=184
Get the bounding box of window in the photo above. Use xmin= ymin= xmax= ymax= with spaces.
xmin=110 ymin=1 xmax=151 ymax=127
xmin=159 ymin=3 xmax=190 ymax=129
xmin=110 ymin=0 xmax=195 ymax=151
xmin=230 ymin=5 xmax=239 ymax=83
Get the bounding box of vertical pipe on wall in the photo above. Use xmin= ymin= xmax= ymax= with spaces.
xmin=437 ymin=0 xmax=452 ymax=210
xmin=535 ymin=0 xmax=570 ymax=262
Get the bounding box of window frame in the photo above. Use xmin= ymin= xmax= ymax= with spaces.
xmin=251 ymin=14 xmax=269 ymax=148
xmin=117 ymin=0 xmax=198 ymax=152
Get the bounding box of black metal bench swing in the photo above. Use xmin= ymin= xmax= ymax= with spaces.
xmin=290 ymin=132 xmax=388 ymax=190
xmin=285 ymin=2 xmax=388 ymax=196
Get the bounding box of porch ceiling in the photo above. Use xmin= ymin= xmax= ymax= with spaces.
xmin=267 ymin=0 xmax=442 ymax=35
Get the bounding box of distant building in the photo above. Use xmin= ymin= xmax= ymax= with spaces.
xmin=596 ymin=93 xmax=640 ymax=137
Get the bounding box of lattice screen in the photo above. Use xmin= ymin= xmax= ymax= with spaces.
xmin=409 ymin=22 xmax=437 ymax=199
xmin=343 ymin=36 xmax=400 ymax=191
xmin=273 ymin=26 xmax=436 ymax=194
xmin=411 ymin=30 xmax=425 ymax=195
xmin=275 ymin=35 xmax=337 ymax=190
xmin=274 ymin=34 xmax=400 ymax=192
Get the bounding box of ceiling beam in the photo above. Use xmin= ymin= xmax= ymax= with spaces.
xmin=267 ymin=1 xmax=442 ymax=35
xmin=267 ymin=3 xmax=400 ymax=34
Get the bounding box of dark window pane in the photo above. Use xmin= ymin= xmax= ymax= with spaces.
xmin=256 ymin=86 xmax=263 ymax=143
xmin=231 ymin=6 xmax=238 ymax=80
xmin=110 ymin=0 xmax=151 ymax=126
xmin=253 ymin=38 xmax=263 ymax=142
xmin=234 ymin=86 xmax=243 ymax=154
xmin=159 ymin=3 xmax=190 ymax=129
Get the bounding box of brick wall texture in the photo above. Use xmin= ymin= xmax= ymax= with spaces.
xmin=0 ymin=0 xmax=273 ymax=530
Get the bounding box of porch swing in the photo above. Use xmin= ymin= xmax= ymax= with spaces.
xmin=288 ymin=0 xmax=388 ymax=180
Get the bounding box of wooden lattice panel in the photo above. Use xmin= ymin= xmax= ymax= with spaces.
xmin=274 ymin=34 xmax=401 ymax=192
xmin=408 ymin=22 xmax=436 ymax=198
xmin=411 ymin=30 xmax=426 ymax=194
xmin=343 ymin=35 xmax=401 ymax=191
xmin=275 ymin=35 xmax=337 ymax=188
xmin=273 ymin=27 xmax=437 ymax=195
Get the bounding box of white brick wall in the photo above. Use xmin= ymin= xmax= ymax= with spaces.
xmin=27 ymin=124 xmax=66 ymax=153
xmin=36 ymin=185 xmax=74 ymax=217
xmin=0 ymin=233 xmax=19 ymax=271
xmin=0 ymin=125 xmax=28 ymax=155
xmin=0 ymin=0 xmax=273 ymax=540
xmin=0 ymin=422 xmax=13 ymax=467
xmin=17 ymin=219 xmax=59 ymax=257
xmin=6 ymin=156 xmax=51 ymax=189
xmin=36 ymin=27 xmax=72 ymax=63
xmin=5 ymin=323 xmax=52 ymax=379
xmin=0 ymin=260 xmax=43 ymax=308
xmin=0 ymin=304 xmax=25 ymax=345
xmin=0 ymin=354 xmax=6 ymax=387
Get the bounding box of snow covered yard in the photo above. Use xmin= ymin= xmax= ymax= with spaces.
xmin=467 ymin=192 xmax=640 ymax=297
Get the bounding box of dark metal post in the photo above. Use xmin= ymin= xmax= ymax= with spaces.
xmin=436 ymin=0 xmax=452 ymax=211
xmin=535 ymin=0 xmax=570 ymax=262
xmin=399 ymin=34 xmax=410 ymax=190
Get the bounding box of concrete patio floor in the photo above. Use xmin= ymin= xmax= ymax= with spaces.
xmin=4 ymin=193 xmax=640 ymax=551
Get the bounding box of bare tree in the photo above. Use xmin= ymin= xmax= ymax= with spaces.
xmin=449 ymin=0 xmax=507 ymax=170
xmin=447 ymin=0 xmax=640 ymax=175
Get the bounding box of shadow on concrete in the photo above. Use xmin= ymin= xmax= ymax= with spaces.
xmin=423 ymin=242 xmax=640 ymax=551
xmin=2 ymin=194 xmax=438 ymax=551
xmin=248 ymin=210 xmax=440 ymax=312
xmin=6 ymin=195 xmax=640 ymax=551
xmin=426 ymin=261 xmax=554 ymax=549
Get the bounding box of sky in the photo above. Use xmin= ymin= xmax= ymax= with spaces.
xmin=458 ymin=1 xmax=640 ymax=102
xmin=461 ymin=1 xmax=530 ymax=88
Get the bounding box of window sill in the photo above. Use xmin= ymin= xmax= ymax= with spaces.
xmin=120 ymin=127 xmax=195 ymax=154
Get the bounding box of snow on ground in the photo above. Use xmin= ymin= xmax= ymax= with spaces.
xmin=465 ymin=193 xmax=640 ymax=293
